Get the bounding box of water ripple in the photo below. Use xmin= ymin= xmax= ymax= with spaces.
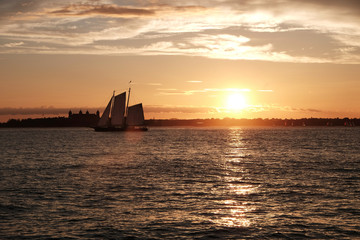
xmin=0 ymin=127 xmax=359 ymax=239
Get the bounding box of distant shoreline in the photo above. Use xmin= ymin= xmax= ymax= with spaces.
xmin=0 ymin=116 xmax=358 ymax=128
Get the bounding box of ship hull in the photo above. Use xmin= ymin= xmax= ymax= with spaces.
xmin=93 ymin=126 xmax=125 ymax=132
xmin=93 ymin=126 xmax=148 ymax=132
xmin=126 ymin=126 xmax=148 ymax=131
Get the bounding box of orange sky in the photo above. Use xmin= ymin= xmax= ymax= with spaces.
xmin=1 ymin=1 xmax=360 ymax=122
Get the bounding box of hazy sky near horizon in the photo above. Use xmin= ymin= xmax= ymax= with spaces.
xmin=1 ymin=0 xmax=360 ymax=121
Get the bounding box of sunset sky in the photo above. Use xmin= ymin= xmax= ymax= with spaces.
xmin=1 ymin=0 xmax=360 ymax=122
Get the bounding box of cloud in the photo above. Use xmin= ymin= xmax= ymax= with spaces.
xmin=156 ymin=88 xmax=178 ymax=91
xmin=50 ymin=4 xmax=156 ymax=17
xmin=157 ymin=92 xmax=189 ymax=96
xmin=294 ymin=0 xmax=360 ymax=14
xmin=0 ymin=107 xmax=99 ymax=115
xmin=147 ymin=83 xmax=162 ymax=86
xmin=235 ymin=104 xmax=323 ymax=114
xmin=156 ymin=88 xmax=253 ymax=96
xmin=183 ymin=34 xmax=323 ymax=62
xmin=297 ymin=108 xmax=322 ymax=113
xmin=144 ymin=105 xmax=217 ymax=114
xmin=0 ymin=0 xmax=359 ymax=63
xmin=91 ymin=34 xmax=327 ymax=63
xmin=0 ymin=0 xmax=43 ymax=19
xmin=186 ymin=88 xmax=250 ymax=94
xmin=257 ymin=90 xmax=273 ymax=92
xmin=144 ymin=103 xmax=324 ymax=116
xmin=3 ymin=42 xmax=24 ymax=47
xmin=48 ymin=2 xmax=207 ymax=19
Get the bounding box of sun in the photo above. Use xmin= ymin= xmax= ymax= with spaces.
xmin=226 ymin=93 xmax=248 ymax=111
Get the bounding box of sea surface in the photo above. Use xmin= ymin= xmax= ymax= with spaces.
xmin=0 ymin=127 xmax=359 ymax=239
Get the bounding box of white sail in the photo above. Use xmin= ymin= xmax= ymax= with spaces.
xmin=127 ymin=103 xmax=145 ymax=126
xmin=97 ymin=97 xmax=113 ymax=127
xmin=111 ymin=92 xmax=126 ymax=126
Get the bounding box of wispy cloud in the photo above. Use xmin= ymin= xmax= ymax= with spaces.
xmin=50 ymin=4 xmax=155 ymax=17
xmin=185 ymin=88 xmax=252 ymax=95
xmin=146 ymin=104 xmax=324 ymax=116
xmin=157 ymin=92 xmax=187 ymax=96
xmin=49 ymin=3 xmax=206 ymax=18
xmin=257 ymin=90 xmax=273 ymax=92
xmin=0 ymin=106 xmax=99 ymax=115
xmin=3 ymin=42 xmax=24 ymax=47
xmin=218 ymin=104 xmax=323 ymax=115
xmin=147 ymin=83 xmax=162 ymax=86
xmin=144 ymin=105 xmax=217 ymax=114
xmin=156 ymin=88 xmax=178 ymax=91
xmin=156 ymin=88 xmax=253 ymax=96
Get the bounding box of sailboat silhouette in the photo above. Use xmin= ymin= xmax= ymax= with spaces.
xmin=93 ymin=87 xmax=147 ymax=131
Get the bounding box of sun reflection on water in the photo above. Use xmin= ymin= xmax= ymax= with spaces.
xmin=212 ymin=200 xmax=255 ymax=228
xmin=228 ymin=183 xmax=257 ymax=195
xmin=210 ymin=129 xmax=257 ymax=228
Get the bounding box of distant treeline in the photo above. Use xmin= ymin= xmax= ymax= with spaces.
xmin=146 ymin=118 xmax=359 ymax=127
xmin=0 ymin=116 xmax=359 ymax=128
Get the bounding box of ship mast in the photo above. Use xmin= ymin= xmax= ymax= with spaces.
xmin=108 ymin=90 xmax=115 ymax=126
xmin=126 ymin=87 xmax=131 ymax=117
xmin=124 ymin=81 xmax=132 ymax=128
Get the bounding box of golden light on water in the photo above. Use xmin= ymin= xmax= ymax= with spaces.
xmin=228 ymin=183 xmax=257 ymax=195
xmin=208 ymin=129 xmax=259 ymax=228
xmin=216 ymin=215 xmax=251 ymax=228
xmin=211 ymin=181 xmax=257 ymax=228
xmin=212 ymin=200 xmax=255 ymax=228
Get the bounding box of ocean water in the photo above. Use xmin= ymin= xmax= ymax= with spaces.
xmin=0 ymin=127 xmax=359 ymax=239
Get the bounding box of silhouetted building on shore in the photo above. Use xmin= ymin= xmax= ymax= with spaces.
xmin=1 ymin=110 xmax=100 ymax=128
xmin=68 ymin=110 xmax=99 ymax=123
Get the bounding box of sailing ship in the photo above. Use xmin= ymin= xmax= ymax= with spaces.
xmin=93 ymin=87 xmax=148 ymax=131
